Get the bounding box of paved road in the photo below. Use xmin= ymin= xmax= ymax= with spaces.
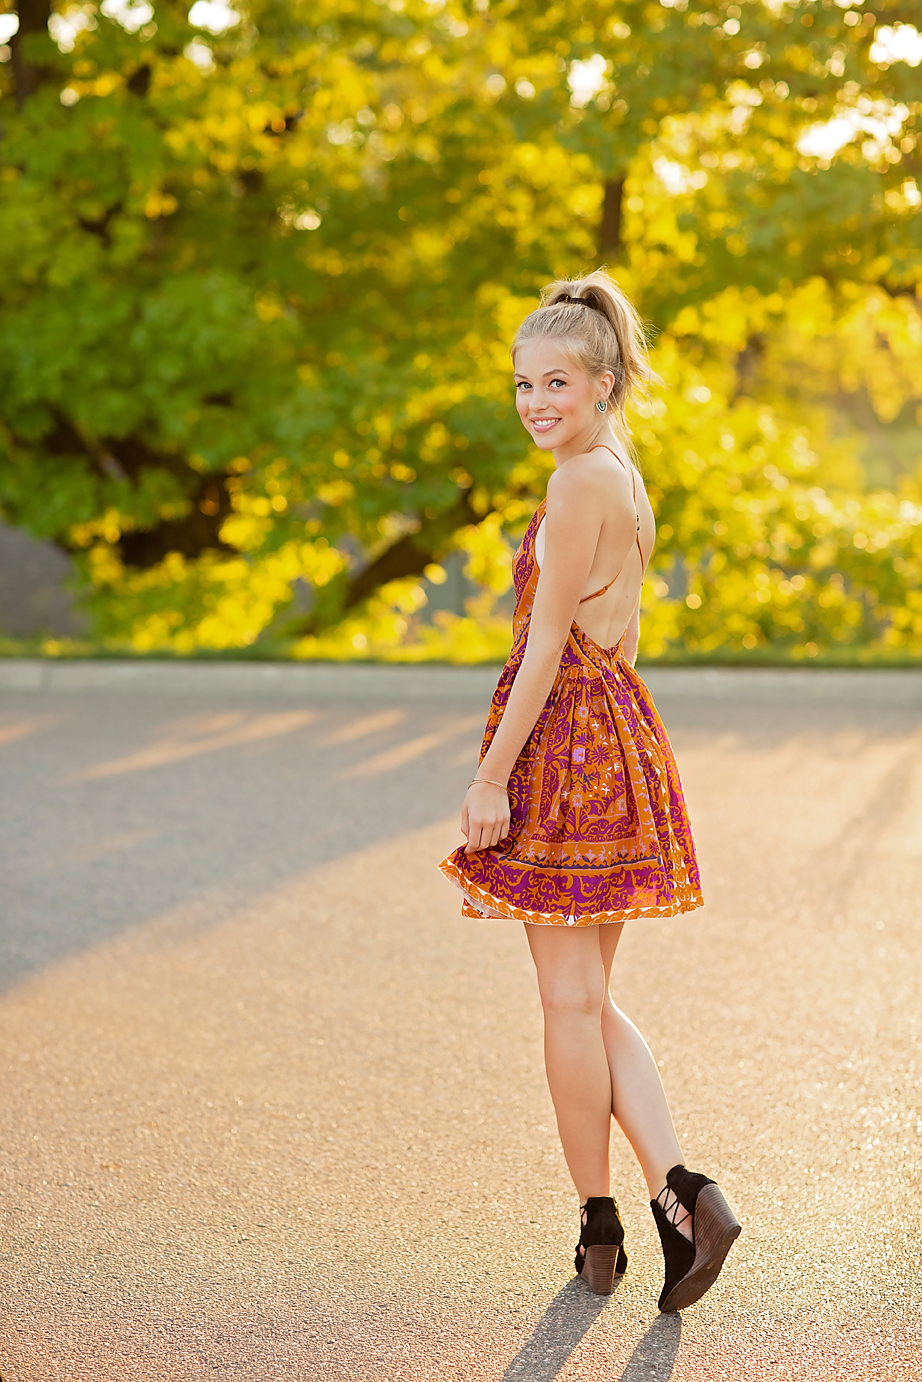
xmin=0 ymin=666 xmax=920 ymax=1381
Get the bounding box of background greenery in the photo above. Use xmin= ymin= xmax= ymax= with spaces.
xmin=0 ymin=0 xmax=920 ymax=662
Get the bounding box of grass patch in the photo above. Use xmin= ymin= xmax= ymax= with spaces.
xmin=1 ymin=633 xmax=920 ymax=669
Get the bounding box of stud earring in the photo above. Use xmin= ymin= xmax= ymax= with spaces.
xmin=596 ymin=398 xmax=608 ymax=413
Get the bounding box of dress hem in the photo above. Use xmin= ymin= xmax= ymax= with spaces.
xmin=438 ymin=857 xmax=704 ymax=927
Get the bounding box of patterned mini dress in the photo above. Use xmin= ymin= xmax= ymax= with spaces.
xmin=439 ymin=463 xmax=704 ymax=927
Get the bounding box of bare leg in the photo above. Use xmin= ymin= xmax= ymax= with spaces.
xmin=526 ymin=921 xmax=690 ymax=1239
xmin=525 ymin=923 xmax=612 ymax=1202
xmin=598 ymin=923 xmax=687 ymax=1217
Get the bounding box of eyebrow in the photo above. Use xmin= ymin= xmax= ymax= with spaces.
xmin=513 ymin=369 xmax=573 ymax=380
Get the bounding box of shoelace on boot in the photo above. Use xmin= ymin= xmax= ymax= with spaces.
xmin=656 ymin=1184 xmax=692 ymax=1239
xmin=576 ymin=1203 xmax=589 ymax=1262
xmin=577 ymin=1199 xmax=620 ymax=1263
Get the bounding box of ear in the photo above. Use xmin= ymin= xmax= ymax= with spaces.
xmin=598 ymin=369 xmax=616 ymax=401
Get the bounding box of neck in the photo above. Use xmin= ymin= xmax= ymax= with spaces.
xmin=552 ymin=419 xmax=620 ymax=466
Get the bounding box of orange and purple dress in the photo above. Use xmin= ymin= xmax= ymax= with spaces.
xmin=439 ymin=487 xmax=704 ymax=927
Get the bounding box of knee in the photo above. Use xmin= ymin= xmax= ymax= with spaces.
xmin=538 ymin=976 xmax=605 ymax=1021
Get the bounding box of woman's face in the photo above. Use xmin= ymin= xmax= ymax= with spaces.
xmin=513 ymin=338 xmax=612 ymax=455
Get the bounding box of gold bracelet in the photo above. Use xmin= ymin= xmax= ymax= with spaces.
xmin=469 ymin=777 xmax=507 ymax=789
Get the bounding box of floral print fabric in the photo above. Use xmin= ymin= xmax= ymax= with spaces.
xmin=439 ymin=499 xmax=704 ymax=926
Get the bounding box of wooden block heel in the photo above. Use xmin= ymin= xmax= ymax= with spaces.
xmin=582 ymin=1244 xmax=618 ymax=1294
xmin=660 ymin=1184 xmax=741 ymax=1312
xmin=575 ymin=1196 xmax=627 ymax=1294
xmin=652 ymin=1165 xmax=741 ymax=1313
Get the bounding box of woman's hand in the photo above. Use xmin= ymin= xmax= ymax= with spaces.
xmin=461 ymin=781 xmax=511 ymax=853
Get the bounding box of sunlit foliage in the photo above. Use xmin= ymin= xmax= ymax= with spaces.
xmin=0 ymin=0 xmax=920 ymax=660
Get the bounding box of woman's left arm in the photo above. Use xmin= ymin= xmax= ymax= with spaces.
xmin=461 ymin=467 xmax=603 ymax=853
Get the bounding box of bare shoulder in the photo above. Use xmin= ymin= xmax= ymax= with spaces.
xmin=547 ymin=449 xmax=634 ymax=514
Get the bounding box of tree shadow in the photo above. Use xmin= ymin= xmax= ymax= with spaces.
xmin=501 ymin=1280 xmax=682 ymax=1382
xmin=2 ymin=678 xmax=919 ymax=995
xmin=0 ymin=692 xmax=484 ymax=994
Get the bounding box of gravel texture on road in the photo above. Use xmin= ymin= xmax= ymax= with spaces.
xmin=0 ymin=667 xmax=920 ymax=1381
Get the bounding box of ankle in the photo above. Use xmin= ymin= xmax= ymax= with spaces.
xmin=644 ymin=1157 xmax=685 ymax=1200
xmin=578 ymin=1196 xmax=625 ymax=1247
xmin=655 ymin=1180 xmax=694 ymax=1244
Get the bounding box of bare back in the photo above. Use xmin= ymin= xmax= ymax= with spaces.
xmin=533 ymin=446 xmax=655 ymax=650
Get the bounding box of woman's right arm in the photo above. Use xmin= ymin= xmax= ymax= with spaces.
xmin=461 ymin=464 xmax=613 ymax=853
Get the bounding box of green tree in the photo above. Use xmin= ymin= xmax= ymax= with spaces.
xmin=0 ymin=0 xmax=919 ymax=658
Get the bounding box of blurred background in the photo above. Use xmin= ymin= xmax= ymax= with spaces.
xmin=0 ymin=0 xmax=920 ymax=666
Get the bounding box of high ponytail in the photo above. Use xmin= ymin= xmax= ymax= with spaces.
xmin=512 ymin=268 xmax=658 ymax=452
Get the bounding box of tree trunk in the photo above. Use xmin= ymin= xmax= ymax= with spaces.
xmin=341 ymin=490 xmax=479 ymax=612
xmin=598 ymin=176 xmax=626 ymax=260
xmin=733 ymin=333 xmax=765 ymax=400
xmin=296 ymin=489 xmax=482 ymax=634
xmin=11 ymin=0 xmax=53 ymax=106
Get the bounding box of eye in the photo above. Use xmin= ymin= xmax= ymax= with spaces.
xmin=515 ymin=381 xmax=531 ymax=390
xmin=549 ymin=378 xmax=568 ymax=389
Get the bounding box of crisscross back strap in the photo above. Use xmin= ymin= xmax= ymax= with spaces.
xmin=578 ymin=447 xmax=645 ymax=604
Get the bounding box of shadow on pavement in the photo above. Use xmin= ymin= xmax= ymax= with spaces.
xmin=0 ymin=694 xmax=485 ymax=994
xmin=500 ymin=1277 xmax=614 ymax=1380
xmin=616 ymin=1313 xmax=682 ymax=1380
xmin=501 ymin=1278 xmax=683 ymax=1382
xmin=1 ymin=684 xmax=920 ymax=994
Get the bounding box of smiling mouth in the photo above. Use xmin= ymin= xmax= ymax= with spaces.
xmin=531 ymin=417 xmax=561 ymax=431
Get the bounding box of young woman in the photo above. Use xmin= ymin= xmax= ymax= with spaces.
xmin=439 ymin=270 xmax=740 ymax=1311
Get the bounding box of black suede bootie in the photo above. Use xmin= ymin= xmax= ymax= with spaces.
xmin=575 ymin=1196 xmax=628 ymax=1294
xmin=651 ymin=1164 xmax=741 ymax=1312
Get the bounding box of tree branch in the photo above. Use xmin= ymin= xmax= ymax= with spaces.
xmin=342 ymin=489 xmax=479 ymax=611
xmin=22 ymin=416 xmax=235 ymax=566
xmin=117 ymin=474 xmax=235 ymax=567
xmin=297 ymin=488 xmax=482 ymax=633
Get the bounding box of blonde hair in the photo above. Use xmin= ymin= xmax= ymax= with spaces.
xmin=512 ymin=268 xmax=658 ymax=452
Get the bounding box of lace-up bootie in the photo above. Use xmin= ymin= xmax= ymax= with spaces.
xmin=651 ymin=1164 xmax=741 ymax=1312
xmin=575 ymin=1196 xmax=628 ymax=1294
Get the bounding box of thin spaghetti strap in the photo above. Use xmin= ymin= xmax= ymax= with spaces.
xmin=629 ymin=463 xmax=644 ymax=566
xmin=595 ymin=443 xmax=644 ymax=563
xmin=578 ymin=446 xmax=645 ymax=603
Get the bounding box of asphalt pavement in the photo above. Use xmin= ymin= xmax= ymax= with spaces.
xmin=0 ymin=662 xmax=920 ymax=1381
